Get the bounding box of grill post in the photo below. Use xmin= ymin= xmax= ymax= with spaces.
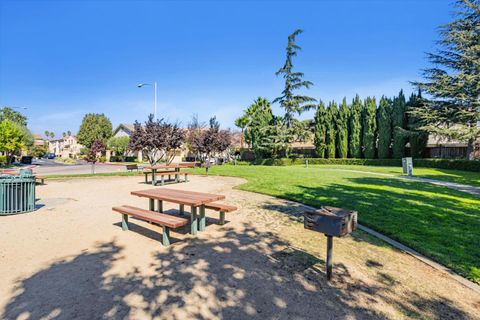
xmin=326 ymin=235 xmax=333 ymax=280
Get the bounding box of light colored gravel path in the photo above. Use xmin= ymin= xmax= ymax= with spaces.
xmin=0 ymin=175 xmax=479 ymax=319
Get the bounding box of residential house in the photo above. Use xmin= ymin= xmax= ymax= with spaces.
xmin=48 ymin=135 xmax=84 ymax=159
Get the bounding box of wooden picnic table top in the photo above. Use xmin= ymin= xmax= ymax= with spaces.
xmin=131 ymin=188 xmax=225 ymax=207
xmin=143 ymin=163 xmax=195 ymax=170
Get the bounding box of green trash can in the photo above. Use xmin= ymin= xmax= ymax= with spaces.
xmin=0 ymin=175 xmax=36 ymax=215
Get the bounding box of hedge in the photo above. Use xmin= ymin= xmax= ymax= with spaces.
xmin=0 ymin=156 xmax=6 ymax=167
xmin=249 ymin=158 xmax=480 ymax=172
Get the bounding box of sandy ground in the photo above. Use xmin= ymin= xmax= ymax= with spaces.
xmin=0 ymin=175 xmax=479 ymax=320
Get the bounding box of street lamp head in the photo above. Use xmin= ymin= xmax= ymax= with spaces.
xmin=137 ymin=83 xmax=151 ymax=88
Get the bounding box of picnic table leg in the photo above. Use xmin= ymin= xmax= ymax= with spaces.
xmin=190 ymin=206 xmax=198 ymax=235
xmin=199 ymin=205 xmax=206 ymax=231
xmin=219 ymin=211 xmax=225 ymax=225
xmin=145 ymin=173 xmax=148 ymax=184
xmin=161 ymin=175 xmax=165 ymax=185
xmin=179 ymin=204 xmax=184 ymax=214
xmin=152 ymin=169 xmax=156 ymax=185
xmin=149 ymin=199 xmax=154 ymax=211
xmin=157 ymin=200 xmax=163 ymax=213
xmin=162 ymin=227 xmax=170 ymax=246
xmin=122 ymin=214 xmax=129 ymax=231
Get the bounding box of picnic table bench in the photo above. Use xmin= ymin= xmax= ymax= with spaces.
xmin=126 ymin=164 xmax=142 ymax=171
xmin=113 ymin=205 xmax=188 ymax=246
xmin=143 ymin=163 xmax=194 ymax=185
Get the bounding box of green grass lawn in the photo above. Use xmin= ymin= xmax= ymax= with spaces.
xmin=304 ymin=164 xmax=480 ymax=187
xmin=194 ymin=165 xmax=480 ymax=283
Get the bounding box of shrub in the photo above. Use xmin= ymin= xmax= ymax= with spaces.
xmin=99 ymin=156 xmax=107 ymax=163
xmin=0 ymin=155 xmax=6 ymax=167
xmin=249 ymin=157 xmax=480 ymax=172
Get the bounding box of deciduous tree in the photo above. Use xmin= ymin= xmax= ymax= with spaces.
xmin=0 ymin=120 xmax=25 ymax=164
xmin=77 ymin=113 xmax=112 ymax=148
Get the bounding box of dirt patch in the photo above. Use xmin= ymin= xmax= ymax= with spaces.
xmin=0 ymin=175 xmax=478 ymax=319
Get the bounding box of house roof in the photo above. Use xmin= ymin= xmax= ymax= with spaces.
xmin=113 ymin=123 xmax=135 ymax=136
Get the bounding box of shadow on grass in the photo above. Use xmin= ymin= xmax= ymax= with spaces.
xmin=258 ymin=176 xmax=479 ymax=284
xmin=2 ymin=223 xmax=471 ymax=319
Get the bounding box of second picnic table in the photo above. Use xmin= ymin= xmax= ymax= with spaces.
xmin=131 ymin=188 xmax=225 ymax=235
xmin=143 ymin=163 xmax=195 ymax=185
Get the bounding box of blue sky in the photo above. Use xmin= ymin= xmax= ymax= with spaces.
xmin=0 ymin=0 xmax=452 ymax=137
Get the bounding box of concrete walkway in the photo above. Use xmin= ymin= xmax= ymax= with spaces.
xmin=404 ymin=176 xmax=480 ymax=197
xmin=323 ymin=168 xmax=480 ymax=197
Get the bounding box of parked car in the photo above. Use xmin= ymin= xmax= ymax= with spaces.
xmin=46 ymin=153 xmax=56 ymax=159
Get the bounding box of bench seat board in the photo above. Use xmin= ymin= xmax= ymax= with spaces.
xmin=112 ymin=205 xmax=188 ymax=229
xmin=205 ymin=203 xmax=238 ymax=212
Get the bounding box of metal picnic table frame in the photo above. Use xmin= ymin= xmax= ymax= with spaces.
xmin=131 ymin=188 xmax=225 ymax=235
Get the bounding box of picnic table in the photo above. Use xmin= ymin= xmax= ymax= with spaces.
xmin=131 ymin=188 xmax=225 ymax=235
xmin=143 ymin=163 xmax=195 ymax=185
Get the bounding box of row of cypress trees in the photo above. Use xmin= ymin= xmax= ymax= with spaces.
xmin=314 ymin=90 xmax=428 ymax=159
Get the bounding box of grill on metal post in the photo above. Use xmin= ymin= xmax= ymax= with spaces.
xmin=304 ymin=206 xmax=358 ymax=280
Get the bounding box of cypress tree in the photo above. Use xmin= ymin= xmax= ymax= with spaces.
xmin=314 ymin=101 xmax=327 ymax=158
xmin=348 ymin=94 xmax=363 ymax=158
xmin=362 ymin=97 xmax=377 ymax=159
xmin=336 ymin=98 xmax=349 ymax=158
xmin=377 ymin=96 xmax=392 ymax=159
xmin=407 ymin=90 xmax=429 ymax=158
xmin=392 ymin=90 xmax=407 ymax=158
xmin=325 ymin=101 xmax=337 ymax=158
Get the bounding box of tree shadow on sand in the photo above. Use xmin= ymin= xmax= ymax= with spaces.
xmin=2 ymin=222 xmax=471 ymax=319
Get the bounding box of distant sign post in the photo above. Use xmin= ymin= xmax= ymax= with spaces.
xmin=402 ymin=157 xmax=413 ymax=176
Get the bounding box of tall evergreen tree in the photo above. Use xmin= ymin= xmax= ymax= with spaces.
xmin=348 ymin=95 xmax=363 ymax=158
xmin=273 ymin=29 xmax=317 ymax=128
xmin=325 ymin=101 xmax=337 ymax=158
xmin=391 ymin=90 xmax=407 ymax=158
xmin=314 ymin=101 xmax=327 ymax=158
xmin=363 ymin=97 xmax=377 ymax=159
xmin=412 ymin=0 xmax=480 ymax=159
xmin=407 ymin=90 xmax=429 ymax=158
xmin=336 ymin=98 xmax=349 ymax=158
xmin=377 ymin=96 xmax=392 ymax=159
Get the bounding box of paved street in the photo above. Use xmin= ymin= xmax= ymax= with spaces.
xmin=32 ymin=159 xmax=127 ymax=176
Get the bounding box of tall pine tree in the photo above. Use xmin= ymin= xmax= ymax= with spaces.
xmin=314 ymin=101 xmax=327 ymax=158
xmin=336 ymin=98 xmax=349 ymax=158
xmin=392 ymin=90 xmax=407 ymax=158
xmin=412 ymin=0 xmax=479 ymax=159
xmin=325 ymin=101 xmax=337 ymax=158
xmin=363 ymin=97 xmax=377 ymax=159
xmin=377 ymin=96 xmax=392 ymax=159
xmin=274 ymin=29 xmax=317 ymax=128
xmin=348 ymin=94 xmax=363 ymax=158
xmin=407 ymin=91 xmax=429 ymax=158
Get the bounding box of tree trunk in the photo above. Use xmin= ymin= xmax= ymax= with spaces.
xmin=467 ymin=137 xmax=475 ymax=160
xmin=91 ymin=162 xmax=95 ymax=174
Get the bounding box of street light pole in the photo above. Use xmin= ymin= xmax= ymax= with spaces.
xmin=154 ymin=81 xmax=157 ymax=120
xmin=137 ymin=82 xmax=157 ymax=120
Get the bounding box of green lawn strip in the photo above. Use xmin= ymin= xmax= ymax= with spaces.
xmin=194 ymin=165 xmax=480 ymax=283
xmin=303 ymin=165 xmax=480 ymax=187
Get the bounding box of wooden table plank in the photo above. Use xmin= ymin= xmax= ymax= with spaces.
xmin=131 ymin=188 xmax=225 ymax=207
